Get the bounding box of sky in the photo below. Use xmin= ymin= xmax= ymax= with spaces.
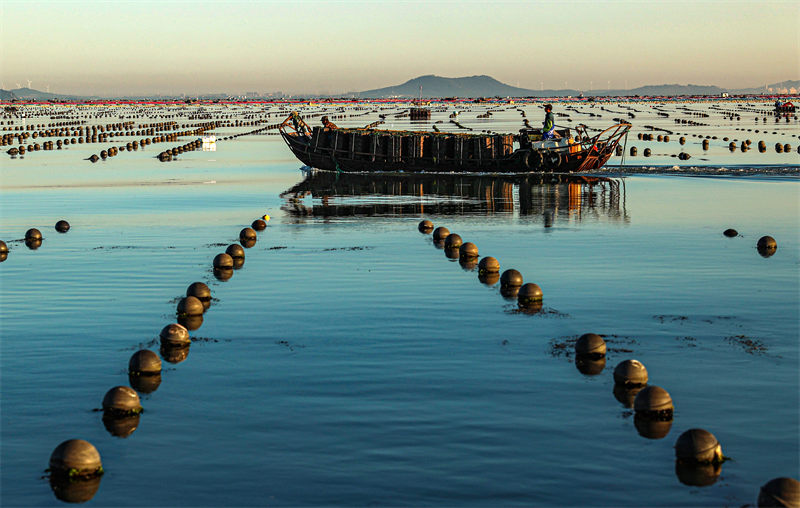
xmin=0 ymin=0 xmax=798 ymax=96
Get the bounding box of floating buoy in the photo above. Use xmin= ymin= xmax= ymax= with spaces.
xmin=758 ymin=477 xmax=800 ymax=508
xmin=128 ymin=350 xmax=161 ymax=374
xmin=55 ymin=220 xmax=70 ymax=233
xmin=49 ymin=439 xmax=103 ymax=478
xmin=702 ymin=139 xmax=709 ymax=150
xmin=159 ymin=323 xmax=190 ymax=346
xmin=500 ymin=269 xmax=523 ymax=288
xmin=101 ymin=386 xmax=142 ymax=415
xmin=759 ymin=141 xmax=767 ymax=152
xmin=0 ymin=240 xmax=7 ymax=254
xmin=186 ymin=282 xmax=211 ymax=310
xmin=614 ymin=359 xmax=648 ymax=385
xmin=517 ymin=282 xmax=543 ymax=308
xmin=784 ymin=143 xmax=791 ymax=153
xmin=757 ymin=236 xmax=777 ymax=257
xmin=478 ymin=256 xmax=499 ymax=274
xmin=459 ymin=242 xmax=478 ymax=259
xmin=432 ymin=227 xmax=450 ymax=242
xmin=226 ymin=243 xmax=245 ymax=259
xmin=775 ymin=143 xmax=784 ymax=153
xmin=675 ymin=428 xmax=723 ymax=464
xmin=177 ymin=295 xmax=204 ymax=316
xmin=634 ymin=385 xmax=674 ymax=419
xmin=239 ymin=227 xmax=257 ymax=243
xmin=723 ymin=228 xmax=738 ymax=237
xmin=213 ymin=253 xmax=234 ymax=269
xmin=643 ymin=148 xmax=651 ymax=157
xmin=444 ymin=233 xmax=463 ymax=249
xmin=418 ymin=219 xmax=434 ymax=233
xmin=575 ymin=333 xmax=606 ymax=356
xmin=630 ymin=146 xmax=637 ymax=156
xmin=251 ymin=219 xmax=267 ymax=231
xmin=25 ymin=228 xmax=42 ymax=241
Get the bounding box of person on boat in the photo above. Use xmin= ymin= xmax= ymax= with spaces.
xmin=321 ymin=116 xmax=338 ymax=130
xmin=542 ymin=104 xmax=560 ymax=140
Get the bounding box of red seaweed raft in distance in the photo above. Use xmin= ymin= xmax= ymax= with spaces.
xmin=279 ymin=112 xmax=630 ymax=173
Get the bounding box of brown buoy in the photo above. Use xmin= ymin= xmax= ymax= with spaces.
xmin=418 ymin=220 xmax=434 ymax=233
xmin=251 ymin=219 xmax=267 ymax=231
xmin=177 ymin=295 xmax=204 ymax=316
xmin=575 ymin=333 xmax=606 ymax=356
xmin=723 ymin=228 xmax=738 ymax=237
xmin=213 ymin=253 xmax=234 ymax=269
xmin=128 ymin=350 xmax=161 ymax=375
xmin=444 ymin=233 xmax=463 ymax=249
xmin=674 ymin=428 xmax=724 ymax=464
xmin=239 ymin=227 xmax=257 ymax=243
xmin=226 ymin=243 xmax=245 ymax=259
xmin=500 ymin=269 xmax=523 ymax=288
xmin=459 ymin=242 xmax=478 ymax=259
xmin=478 ymin=256 xmax=499 ymax=274
xmin=187 ymin=282 xmax=211 ymax=310
xmin=25 ymin=228 xmax=42 ymax=241
xmin=55 ymin=220 xmax=70 ymax=233
xmin=49 ymin=439 xmax=103 ymax=478
xmin=159 ymin=323 xmax=190 ymax=347
xmin=101 ymin=386 xmax=142 ymax=415
xmin=634 ymin=385 xmax=674 ymax=419
xmin=517 ymin=282 xmax=543 ymax=308
xmin=432 ymin=227 xmax=450 ymax=242
xmin=758 ymin=477 xmax=800 ymax=507
xmin=757 ymin=236 xmax=777 ymax=257
xmin=613 ymin=359 xmax=648 ymax=386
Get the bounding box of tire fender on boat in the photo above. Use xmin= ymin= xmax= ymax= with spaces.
xmin=524 ymin=150 xmax=543 ymax=170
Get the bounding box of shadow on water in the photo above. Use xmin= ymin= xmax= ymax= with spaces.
xmin=280 ymin=169 xmax=629 ymax=222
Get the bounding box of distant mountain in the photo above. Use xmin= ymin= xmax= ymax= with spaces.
xmin=0 ymin=87 xmax=94 ymax=100
xmin=355 ymin=75 xmax=579 ymax=98
xmin=353 ymin=75 xmax=800 ymax=99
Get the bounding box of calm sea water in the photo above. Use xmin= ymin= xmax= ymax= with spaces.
xmin=1 ymin=102 xmax=798 ymax=506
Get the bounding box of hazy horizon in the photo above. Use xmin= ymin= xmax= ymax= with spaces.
xmin=1 ymin=0 xmax=798 ymax=96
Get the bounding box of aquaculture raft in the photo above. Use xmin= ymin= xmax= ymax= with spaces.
xmin=279 ymin=112 xmax=630 ymax=173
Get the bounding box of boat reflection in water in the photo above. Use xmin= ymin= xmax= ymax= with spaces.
xmin=281 ymin=169 xmax=628 ymax=223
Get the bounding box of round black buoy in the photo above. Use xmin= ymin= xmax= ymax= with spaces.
xmin=49 ymin=439 xmax=103 ymax=478
xmin=418 ymin=220 xmax=434 ymax=233
xmin=517 ymin=282 xmax=543 ymax=309
xmin=614 ymin=359 xmax=648 ymax=386
xmin=159 ymin=323 xmax=190 ymax=347
xmin=758 ymin=477 xmax=800 ymax=507
xmin=478 ymin=256 xmax=500 ymax=274
xmin=213 ymin=253 xmax=234 ymax=269
xmin=128 ymin=350 xmax=161 ymax=375
xmin=629 ymin=146 xmax=637 ymax=156
xmin=575 ymin=333 xmax=606 ymax=356
xmin=500 ymin=269 xmax=523 ymax=288
xmin=55 ymin=220 xmax=70 ymax=233
xmin=101 ymin=386 xmax=142 ymax=415
xmin=444 ymin=233 xmax=463 ymax=249
xmin=177 ymin=296 xmax=204 ymax=316
xmin=459 ymin=242 xmax=478 ymax=259
xmin=226 ymin=243 xmax=245 ymax=259
xmin=634 ymin=385 xmax=674 ymax=419
xmin=723 ymin=228 xmax=738 ymax=238
xmin=432 ymin=227 xmax=450 ymax=242
xmin=251 ymin=219 xmax=267 ymax=231
xmin=757 ymin=236 xmax=777 ymax=257
xmin=239 ymin=227 xmax=257 ymax=243
xmin=675 ymin=428 xmax=724 ymax=464
xmin=643 ymin=148 xmax=651 ymax=157
xmin=25 ymin=228 xmax=42 ymax=241
xmin=187 ymin=282 xmax=211 ymax=310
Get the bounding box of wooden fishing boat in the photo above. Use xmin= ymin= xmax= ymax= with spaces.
xmin=279 ymin=112 xmax=630 ymax=173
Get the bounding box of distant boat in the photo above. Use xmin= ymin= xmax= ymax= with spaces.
xmin=279 ymin=112 xmax=629 ymax=173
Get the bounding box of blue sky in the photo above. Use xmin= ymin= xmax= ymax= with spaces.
xmin=1 ymin=0 xmax=797 ymax=95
